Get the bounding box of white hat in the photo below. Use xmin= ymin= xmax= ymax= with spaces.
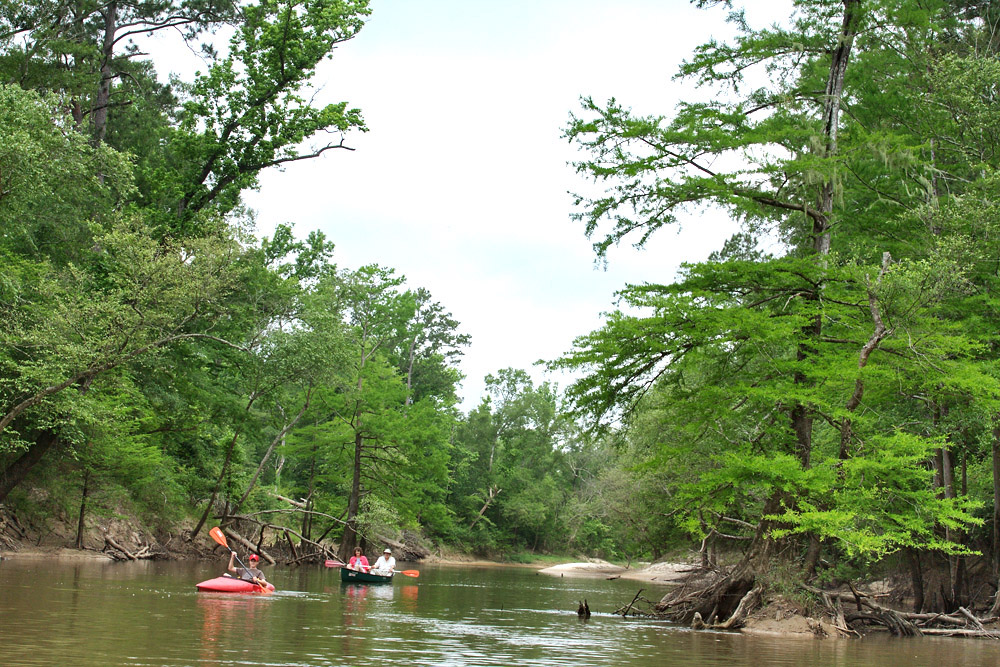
xmin=384 ymin=548 xmax=391 ymax=553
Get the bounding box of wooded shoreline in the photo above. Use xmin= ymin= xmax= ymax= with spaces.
xmin=7 ymin=0 xmax=1000 ymax=648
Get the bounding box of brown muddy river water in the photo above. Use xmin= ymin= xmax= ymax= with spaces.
xmin=2 ymin=557 xmax=1000 ymax=666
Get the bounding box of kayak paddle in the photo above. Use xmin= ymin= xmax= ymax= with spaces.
xmin=209 ymin=526 xmax=268 ymax=591
xmin=324 ymin=559 xmax=346 ymax=568
xmin=393 ymin=569 xmax=420 ymax=578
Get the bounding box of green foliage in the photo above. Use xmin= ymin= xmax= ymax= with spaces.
xmin=0 ymin=1 xmax=467 ymax=552
xmin=0 ymin=85 xmax=134 ymax=263
xmin=448 ymin=371 xmax=592 ymax=554
xmin=554 ymin=0 xmax=1000 ymax=577
xmin=276 ymin=266 xmax=464 ymax=553
xmin=768 ymin=432 xmax=983 ymax=560
xmin=175 ymin=0 xmax=370 ymax=221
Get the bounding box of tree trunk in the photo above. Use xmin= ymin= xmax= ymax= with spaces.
xmin=405 ymin=336 xmax=416 ymax=406
xmin=190 ymin=429 xmax=241 ymax=540
xmin=75 ymin=470 xmax=90 ymax=550
xmin=840 ymin=253 xmax=892 ymax=459
xmin=93 ymin=0 xmax=118 ymax=144
xmin=338 ymin=335 xmax=376 ymax=562
xmin=338 ymin=429 xmax=365 ymax=562
xmin=699 ymin=529 xmax=714 ymax=569
xmin=814 ymin=0 xmax=860 ymax=251
xmin=468 ymin=486 xmax=501 ymax=529
xmin=231 ymin=391 xmax=312 ymax=517
xmin=792 ymin=0 xmax=861 ymax=470
xmin=941 ymin=445 xmax=964 ymax=607
xmin=906 ymin=549 xmax=924 ymax=613
xmin=302 ymin=449 xmax=317 ymax=541
xmin=301 ymin=496 xmax=312 ymax=542
xmin=0 ymin=430 xmax=59 ymax=503
xmin=993 ymin=421 xmax=1000 ymax=575
xmin=803 ymin=536 xmax=821 ymax=579
xmin=790 ymin=401 xmax=813 ymax=468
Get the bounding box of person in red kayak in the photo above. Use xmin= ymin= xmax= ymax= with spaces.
xmin=228 ymin=552 xmax=267 ymax=586
xmin=348 ymin=546 xmax=370 ymax=572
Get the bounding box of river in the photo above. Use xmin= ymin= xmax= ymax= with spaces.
xmin=2 ymin=557 xmax=999 ymax=666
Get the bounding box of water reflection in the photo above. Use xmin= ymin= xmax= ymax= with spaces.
xmin=399 ymin=584 xmax=419 ymax=611
xmin=340 ymin=582 xmax=367 ymax=658
xmin=197 ymin=594 xmax=272 ymax=666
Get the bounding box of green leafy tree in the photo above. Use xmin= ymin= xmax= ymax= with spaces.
xmin=555 ymin=0 xmax=1000 ymax=621
xmin=449 ymin=369 xmax=573 ymax=554
xmin=0 ymin=0 xmax=240 ymax=142
xmin=279 ymin=266 xmax=463 ymax=559
xmin=174 ymin=0 xmax=370 ymax=223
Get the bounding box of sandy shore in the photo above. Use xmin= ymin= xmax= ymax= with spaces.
xmin=537 ymin=560 xmax=701 ymax=583
xmin=1 ymin=546 xmax=117 ymax=561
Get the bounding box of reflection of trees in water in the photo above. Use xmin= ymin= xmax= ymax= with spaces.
xmin=198 ymin=595 xmax=268 ymax=667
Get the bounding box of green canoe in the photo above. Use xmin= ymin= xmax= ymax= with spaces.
xmin=340 ymin=568 xmax=393 ymax=584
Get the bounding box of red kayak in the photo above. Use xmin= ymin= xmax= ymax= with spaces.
xmin=195 ymin=576 xmax=275 ymax=593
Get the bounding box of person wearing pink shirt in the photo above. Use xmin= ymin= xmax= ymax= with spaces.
xmin=348 ymin=546 xmax=369 ymax=572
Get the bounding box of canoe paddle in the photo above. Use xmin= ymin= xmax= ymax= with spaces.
xmin=209 ymin=526 xmax=268 ymax=591
xmin=393 ymin=569 xmax=420 ymax=578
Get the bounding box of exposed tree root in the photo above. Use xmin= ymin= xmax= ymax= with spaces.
xmin=0 ymin=508 xmax=28 ymax=550
xmin=803 ymin=582 xmax=919 ymax=636
xmin=802 ymin=584 xmax=1000 ymax=638
xmin=653 ymin=559 xmax=759 ymax=627
xmin=714 ymin=584 xmax=763 ymax=630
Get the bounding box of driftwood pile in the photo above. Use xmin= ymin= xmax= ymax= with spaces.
xmin=102 ymin=533 xmax=166 ymax=561
xmin=802 ymin=583 xmax=1000 ymax=639
xmin=615 ymin=576 xmax=1000 ymax=639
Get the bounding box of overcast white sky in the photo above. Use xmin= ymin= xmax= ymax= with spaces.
xmin=159 ymin=1 xmax=788 ymax=411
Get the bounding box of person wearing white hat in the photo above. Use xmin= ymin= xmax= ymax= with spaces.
xmin=371 ymin=547 xmax=396 ymax=576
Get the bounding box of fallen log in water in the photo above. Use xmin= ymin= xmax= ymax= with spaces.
xmin=917 ymin=628 xmax=1000 ymax=639
xmin=620 ymin=589 xmax=643 ymax=618
xmin=223 ymin=517 xmax=340 ymax=565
